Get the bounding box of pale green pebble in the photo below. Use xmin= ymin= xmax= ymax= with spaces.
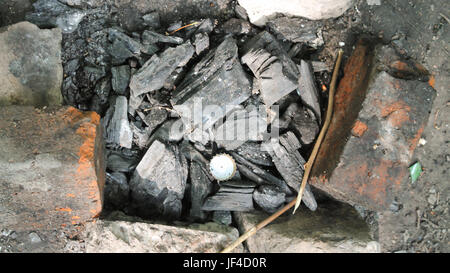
xmin=409 ymin=162 xmax=422 ymax=183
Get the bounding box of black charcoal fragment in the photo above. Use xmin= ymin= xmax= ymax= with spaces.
xmin=142 ymin=12 xmax=161 ymax=30
xmin=266 ymin=17 xmax=324 ymax=48
xmin=253 ymin=185 xmax=286 ymax=214
xmin=142 ymin=30 xmax=184 ymax=45
xmin=241 ymin=31 xmax=300 ymax=107
xmin=298 ymin=60 xmax=321 ymax=122
xmin=105 ymin=96 xmax=133 ymax=149
xmin=129 ymin=42 xmax=194 ymax=97
xmin=189 ymin=161 xmax=214 ymax=221
xmin=104 ymin=172 xmax=129 ymax=210
xmin=111 ymin=65 xmax=130 ymax=95
xmin=129 ymin=140 xmax=188 ymax=220
xmin=202 ymin=192 xmax=254 ymax=212
xmin=171 ymin=36 xmax=252 ymax=132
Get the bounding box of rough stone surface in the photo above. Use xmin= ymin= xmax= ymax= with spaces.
xmin=129 ymin=140 xmax=188 ymax=220
xmin=0 ymin=22 xmax=63 ymax=107
xmin=82 ymin=219 xmax=243 ymax=253
xmin=237 ymin=0 xmax=354 ymax=26
xmin=0 ymin=106 xmax=105 ymax=232
xmin=311 ymin=39 xmax=436 ymax=211
xmin=234 ymin=200 xmax=380 ymax=253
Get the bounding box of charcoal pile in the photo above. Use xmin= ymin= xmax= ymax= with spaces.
xmin=26 ymin=1 xmax=331 ymax=223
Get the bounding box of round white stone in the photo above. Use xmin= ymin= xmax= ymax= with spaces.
xmin=209 ymin=154 xmax=235 ymax=181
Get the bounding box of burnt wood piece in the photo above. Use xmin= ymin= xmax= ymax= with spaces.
xmin=241 ymin=31 xmax=300 ymax=107
xmin=202 ymin=192 xmax=254 ymax=212
xmin=264 ymin=132 xmax=317 ymax=211
xmin=189 ymin=161 xmax=214 ymax=221
xmin=129 ymin=140 xmax=188 ymax=220
xmin=298 ymin=60 xmax=321 ymax=123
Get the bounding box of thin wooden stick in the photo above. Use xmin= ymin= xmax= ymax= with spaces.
xmin=220 ymin=49 xmax=344 ymax=253
xmin=293 ymin=49 xmax=343 ymax=213
xmin=168 ymin=22 xmax=200 ymax=35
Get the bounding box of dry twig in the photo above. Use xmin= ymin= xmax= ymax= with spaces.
xmin=220 ymin=49 xmax=344 ymax=253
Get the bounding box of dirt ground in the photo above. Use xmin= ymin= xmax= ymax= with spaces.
xmin=0 ymin=0 xmax=448 ymax=253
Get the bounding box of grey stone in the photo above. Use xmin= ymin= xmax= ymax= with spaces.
xmin=129 ymin=140 xmax=188 ymax=220
xmin=111 ymin=65 xmax=131 ymax=95
xmin=90 ymin=76 xmax=111 ymax=114
xmin=241 ymin=31 xmax=299 ymax=107
xmin=267 ymin=17 xmax=324 ymax=48
xmin=83 ymin=220 xmax=243 ymax=253
xmin=104 ymin=172 xmax=129 ymax=210
xmin=237 ymin=0 xmax=354 ymax=26
xmin=171 ymin=36 xmax=252 ymax=132
xmin=142 ymin=30 xmax=184 ymax=45
xmin=108 ymin=28 xmax=142 ymax=55
xmin=253 ymin=185 xmax=286 ymax=214
xmin=189 ymin=162 xmax=214 ymax=221
xmin=29 ymin=232 xmax=42 ymax=244
xmin=233 ymin=200 xmax=379 ymax=253
xmin=279 ymin=103 xmax=319 ymax=145
xmin=221 ymin=18 xmax=253 ymax=35
xmin=214 ymin=105 xmax=267 ymax=150
xmin=213 ymin=211 xmax=232 ymax=226
xmin=129 ymin=42 xmax=194 ymax=97
xmin=106 ymin=150 xmax=139 ymax=173
xmin=139 ymin=108 xmax=168 ymax=134
xmin=105 ymin=96 xmax=133 ymax=149
xmin=146 ymin=119 xmax=186 ymax=146
xmin=0 ymin=22 xmax=63 ymax=107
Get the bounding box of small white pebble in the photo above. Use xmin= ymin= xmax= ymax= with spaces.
xmin=418 ymin=138 xmax=427 ymax=146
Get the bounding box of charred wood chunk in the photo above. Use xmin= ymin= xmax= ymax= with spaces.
xmin=253 ymin=185 xmax=286 ymax=214
xmin=105 ymin=96 xmax=133 ymax=149
xmin=104 ymin=172 xmax=129 ymax=210
xmin=235 ymin=142 xmax=273 ymax=167
xmin=266 ymin=17 xmax=324 ymax=48
xmin=241 ymin=31 xmax=299 ymax=107
xmin=193 ymin=33 xmax=209 ymax=55
xmin=130 ymin=140 xmax=188 ymax=220
xmin=171 ymin=36 xmax=252 ymax=132
xmin=202 ymin=192 xmax=254 ymax=212
xmin=298 ymin=60 xmax=322 ymax=123
xmin=129 ymin=42 xmax=194 ymax=97
xmin=111 ymin=65 xmax=131 ymax=96
xmin=189 ymin=161 xmax=214 ymax=221
xmin=263 ymin=132 xmax=317 ymax=210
